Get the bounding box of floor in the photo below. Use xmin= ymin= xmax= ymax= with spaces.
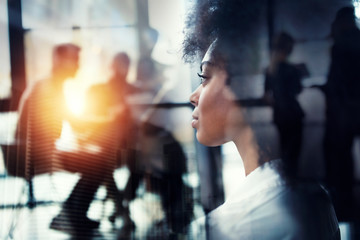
xmin=0 ymin=142 xmax=356 ymax=239
xmin=0 ymin=168 xmax=197 ymax=240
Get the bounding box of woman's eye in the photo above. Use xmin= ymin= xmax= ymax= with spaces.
xmin=197 ymin=73 xmax=209 ymax=85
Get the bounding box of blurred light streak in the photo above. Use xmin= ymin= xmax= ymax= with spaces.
xmin=63 ymin=80 xmax=86 ymax=116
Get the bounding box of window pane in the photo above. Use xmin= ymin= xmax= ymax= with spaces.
xmin=0 ymin=0 xmax=11 ymax=99
xmin=24 ymin=27 xmax=138 ymax=88
xmin=22 ymin=0 xmax=136 ymax=29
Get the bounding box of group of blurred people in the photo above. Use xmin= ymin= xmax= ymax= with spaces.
xmin=264 ymin=5 xmax=360 ymax=223
xmin=14 ymin=37 xmax=193 ymax=236
xmin=15 ymin=43 xmax=132 ymax=232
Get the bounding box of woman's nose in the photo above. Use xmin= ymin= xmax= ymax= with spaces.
xmin=190 ymin=86 xmax=201 ymax=107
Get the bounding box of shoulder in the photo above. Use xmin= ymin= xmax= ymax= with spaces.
xmin=205 ymin=198 xmax=296 ymax=239
xmin=26 ymin=79 xmax=46 ymax=94
xmin=280 ymin=182 xmax=340 ymax=239
xmin=206 ymin=181 xmax=339 ymax=239
xmin=19 ymin=79 xmax=49 ymax=105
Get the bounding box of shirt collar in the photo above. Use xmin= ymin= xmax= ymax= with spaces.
xmin=225 ymin=159 xmax=285 ymax=204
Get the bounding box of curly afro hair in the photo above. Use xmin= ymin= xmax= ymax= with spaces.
xmin=182 ymin=0 xmax=265 ymax=73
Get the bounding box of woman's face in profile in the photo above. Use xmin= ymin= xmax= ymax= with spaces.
xmin=190 ymin=47 xmax=245 ymax=146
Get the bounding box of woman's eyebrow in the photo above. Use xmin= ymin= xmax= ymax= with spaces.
xmin=200 ymin=61 xmax=213 ymax=72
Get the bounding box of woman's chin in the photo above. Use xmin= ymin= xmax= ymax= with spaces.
xmin=197 ymin=133 xmax=224 ymax=147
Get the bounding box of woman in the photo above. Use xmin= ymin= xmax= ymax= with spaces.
xmin=184 ymin=0 xmax=339 ymax=239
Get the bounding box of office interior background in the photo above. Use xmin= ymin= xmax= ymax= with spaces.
xmin=1 ymin=0 xmax=360 ymax=239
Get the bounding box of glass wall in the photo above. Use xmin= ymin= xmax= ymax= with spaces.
xmin=1 ymin=1 xmax=198 ymax=239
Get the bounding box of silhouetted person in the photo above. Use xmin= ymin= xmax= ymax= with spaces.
xmin=139 ymin=122 xmax=193 ymax=236
xmin=323 ymin=6 xmax=360 ymax=221
xmin=16 ymin=44 xmax=80 ymax=178
xmin=263 ymin=32 xmax=305 ymax=178
xmin=83 ymin=52 xmax=139 ymax=227
xmin=119 ymin=29 xmax=160 ymax=216
xmin=115 ymin=28 xmax=194 ymax=236
xmin=15 ymin=44 xmax=106 ymax=232
xmin=49 ymin=48 xmax=121 ymax=234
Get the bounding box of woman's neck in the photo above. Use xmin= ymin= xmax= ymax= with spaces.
xmin=233 ymin=126 xmax=261 ymax=176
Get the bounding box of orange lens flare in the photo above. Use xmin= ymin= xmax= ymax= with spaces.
xmin=63 ymin=80 xmax=86 ymax=116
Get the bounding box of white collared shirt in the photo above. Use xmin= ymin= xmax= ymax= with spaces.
xmin=189 ymin=160 xmax=340 ymax=240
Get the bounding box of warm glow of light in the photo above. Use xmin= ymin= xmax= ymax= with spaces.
xmin=56 ymin=121 xmax=79 ymax=151
xmin=63 ymin=80 xmax=86 ymax=116
xmin=56 ymin=122 xmax=103 ymax=153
